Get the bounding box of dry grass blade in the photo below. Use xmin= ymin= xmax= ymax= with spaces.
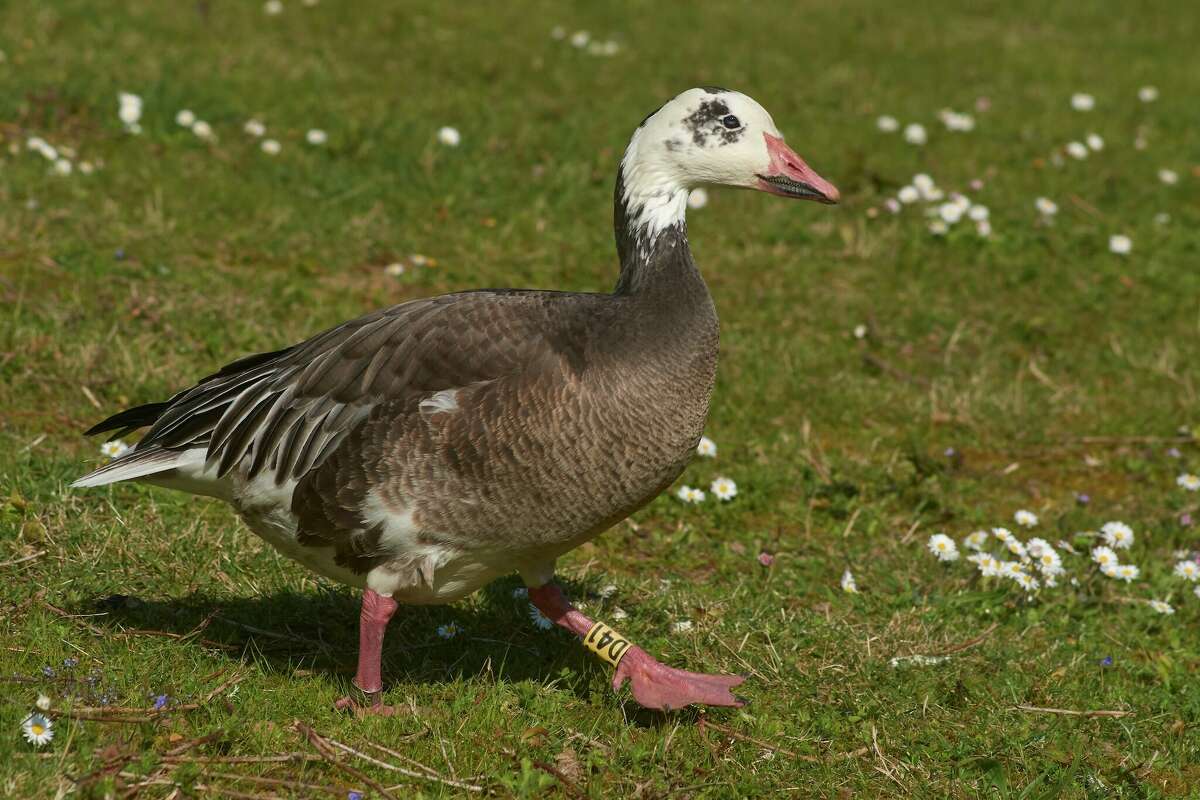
xmin=935 ymin=622 xmax=1000 ymax=656
xmin=697 ymin=719 xmax=868 ymax=764
xmin=0 ymin=550 xmax=47 ymax=568
xmin=293 ymin=721 xmax=398 ymax=800
xmin=53 ymin=672 xmax=244 ymax=723
xmin=1013 ymin=704 xmax=1135 ymax=719
xmin=325 ymin=734 xmax=486 ymax=793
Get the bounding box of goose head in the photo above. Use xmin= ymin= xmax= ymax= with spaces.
xmin=620 ymin=87 xmax=839 ymax=226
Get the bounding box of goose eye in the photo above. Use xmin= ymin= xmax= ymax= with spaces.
xmin=721 ymin=114 xmax=741 ymax=130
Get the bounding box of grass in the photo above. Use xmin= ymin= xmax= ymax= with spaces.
xmin=2 ymin=0 xmax=1199 ymax=796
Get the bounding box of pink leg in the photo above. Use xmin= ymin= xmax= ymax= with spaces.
xmin=528 ymin=583 xmax=745 ymax=711
xmin=334 ymin=589 xmax=399 ymax=717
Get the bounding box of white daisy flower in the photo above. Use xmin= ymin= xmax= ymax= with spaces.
xmin=1149 ymin=599 xmax=1174 ymax=615
xmin=264 ymin=0 xmax=283 ymax=14
xmin=35 ymin=694 xmax=50 ymax=711
xmin=696 ymin=436 xmax=717 ymax=458
xmin=21 ymin=713 xmax=53 ymax=747
xmin=1101 ymin=562 xmax=1121 ymax=578
xmin=100 ymin=440 xmax=129 ymax=459
xmin=876 ymin=115 xmax=899 ymax=132
xmin=675 ymin=485 xmax=705 ymax=504
xmin=261 ymin=139 xmax=281 ymax=155
xmin=852 ymin=324 xmax=868 ymax=339
xmin=687 ymin=188 xmax=708 ymax=209
xmin=1066 ymin=141 xmax=1089 ymax=160
xmin=981 ymin=556 xmax=1002 ymax=577
xmin=1014 ymin=572 xmax=1039 ymax=592
xmin=306 ymin=129 xmax=328 ymax=145
xmin=669 ymin=619 xmax=694 ymax=634
xmin=528 ymin=604 xmax=554 ymax=630
xmin=1115 ymin=564 xmax=1140 ymax=582
xmin=1138 ymin=86 xmax=1159 ymax=103
xmin=897 ymin=185 xmax=920 ymax=204
xmin=938 ymin=109 xmax=975 ymax=132
xmin=1026 ymin=538 xmax=1051 ymax=557
xmin=1102 ymin=521 xmax=1135 ymax=549
xmin=1091 ymin=545 xmax=1118 ymax=567
xmin=1004 ymin=539 xmax=1029 ymax=561
xmin=117 ymin=92 xmax=143 ymax=126
xmin=1176 ymin=473 xmax=1200 ymax=491
xmin=928 ymin=220 xmax=948 ymax=236
xmin=569 ymin=30 xmax=590 ymax=48
xmin=383 ymin=262 xmax=405 ymax=277
xmin=437 ymin=126 xmax=461 ymax=147
xmin=927 ymin=533 xmax=959 ymax=562
xmin=52 ymin=158 xmax=72 ymax=176
xmin=883 ymin=198 xmax=901 ymax=214
xmin=1173 ymin=561 xmax=1199 ymax=581
xmin=1158 ymin=169 xmax=1179 ymax=185
xmin=1001 ymin=561 xmax=1026 ymax=579
xmin=967 ymin=204 xmax=989 ymax=222
xmin=1037 ymin=550 xmax=1063 ymax=575
xmin=1070 ymin=93 xmax=1095 ymax=111
xmin=1085 ymin=133 xmax=1104 ymax=151
xmin=964 ymin=531 xmax=989 ymax=551
xmin=903 ymin=123 xmax=927 ymax=146
xmin=710 ymin=476 xmax=737 ymax=501
xmin=1014 ymin=509 xmax=1038 ymax=528
xmin=937 ymin=202 xmax=965 ymax=225
xmin=27 ymin=137 xmax=57 ymax=161
xmin=436 ymin=622 xmax=461 ymax=639
xmin=244 ymin=119 xmax=266 ymax=137
xmin=1035 ymin=197 xmax=1058 ymax=216
xmin=1108 ymin=234 xmax=1132 ymax=255
xmin=191 ymin=120 xmax=214 ymax=140
xmin=992 ymin=527 xmax=1014 ymax=544
xmin=840 ymin=569 xmax=858 ymax=593
xmin=175 ymin=109 xmax=196 ymax=127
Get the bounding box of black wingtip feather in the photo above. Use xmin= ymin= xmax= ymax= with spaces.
xmin=83 ymin=402 xmax=172 ymax=438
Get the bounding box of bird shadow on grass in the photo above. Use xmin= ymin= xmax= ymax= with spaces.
xmin=77 ymin=577 xmax=695 ymax=726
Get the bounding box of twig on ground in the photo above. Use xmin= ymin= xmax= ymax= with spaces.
xmin=0 ymin=550 xmax=47 ymax=568
xmin=935 ymin=622 xmax=1000 ymax=656
xmin=325 ymin=734 xmax=485 ymax=793
xmin=54 ymin=672 xmax=244 ymax=723
xmin=1013 ymin=704 xmax=1134 ymax=719
xmin=162 ymin=753 xmax=322 ymax=766
xmin=697 ymin=719 xmax=868 ymax=764
xmin=862 ymin=352 xmax=930 ymax=387
xmin=294 ymin=721 xmax=398 ymax=800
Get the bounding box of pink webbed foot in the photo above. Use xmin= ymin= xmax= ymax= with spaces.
xmin=334 ymin=691 xmax=398 ymax=717
xmin=612 ymin=645 xmax=746 ymax=710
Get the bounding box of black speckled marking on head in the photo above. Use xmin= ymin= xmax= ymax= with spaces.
xmin=699 ymin=85 xmax=731 ymax=94
xmin=663 ymin=137 xmax=683 ymax=152
xmin=683 ymin=98 xmax=745 ymax=147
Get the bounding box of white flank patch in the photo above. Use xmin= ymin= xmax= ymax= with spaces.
xmin=419 ymin=388 xmax=459 ymax=415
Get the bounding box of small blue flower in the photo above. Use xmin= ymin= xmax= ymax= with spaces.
xmin=153 ymin=695 xmax=168 ymax=710
xmin=348 ymin=792 xmax=363 ymax=800
xmin=114 ymin=248 xmax=126 ymax=260
xmin=62 ymin=657 xmax=78 ymax=668
xmin=1100 ymin=655 xmax=1113 ymax=667
xmin=943 ymin=447 xmax=956 ymax=457
xmin=1167 ymin=447 xmax=1182 ymax=459
xmin=41 ymin=666 xmax=55 ymax=678
xmin=1075 ymin=493 xmax=1090 ymax=505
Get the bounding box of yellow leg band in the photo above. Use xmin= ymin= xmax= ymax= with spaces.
xmin=583 ymin=621 xmax=633 ymax=668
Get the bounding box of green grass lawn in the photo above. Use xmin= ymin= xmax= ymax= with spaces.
xmin=3 ymin=0 xmax=1200 ymax=796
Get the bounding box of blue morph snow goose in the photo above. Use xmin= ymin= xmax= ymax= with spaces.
xmin=75 ymin=87 xmax=839 ymax=714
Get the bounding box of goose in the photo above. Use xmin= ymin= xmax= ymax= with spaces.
xmin=74 ymin=87 xmax=839 ymax=714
